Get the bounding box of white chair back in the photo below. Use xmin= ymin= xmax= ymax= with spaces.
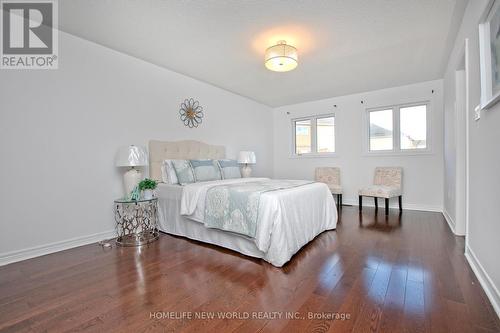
xmin=315 ymin=167 xmax=341 ymax=186
xmin=373 ymin=167 xmax=402 ymax=188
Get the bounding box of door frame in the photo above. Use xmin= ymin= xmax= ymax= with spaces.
xmin=456 ymin=38 xmax=471 ymax=245
xmin=464 ymin=38 xmax=470 ymax=250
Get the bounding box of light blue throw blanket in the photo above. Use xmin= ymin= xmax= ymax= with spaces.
xmin=204 ymin=180 xmax=313 ymax=238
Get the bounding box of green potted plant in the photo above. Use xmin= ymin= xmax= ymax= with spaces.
xmin=138 ymin=178 xmax=157 ymax=200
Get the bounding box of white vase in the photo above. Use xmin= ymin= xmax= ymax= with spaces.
xmin=241 ymin=165 xmax=253 ymax=178
xmin=123 ymin=168 xmax=142 ymax=196
xmin=143 ymin=189 xmax=154 ymax=200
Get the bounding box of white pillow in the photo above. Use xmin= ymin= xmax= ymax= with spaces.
xmin=160 ymin=163 xmax=169 ymax=183
xmin=161 ymin=160 xmax=179 ymax=184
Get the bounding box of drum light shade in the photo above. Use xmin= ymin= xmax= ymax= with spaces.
xmin=265 ymin=40 xmax=298 ymax=72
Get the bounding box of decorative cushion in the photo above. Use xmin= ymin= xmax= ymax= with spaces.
xmin=190 ymin=159 xmax=222 ymax=182
xmin=358 ymin=185 xmax=401 ymax=198
xmin=171 ymin=160 xmax=195 ymax=185
xmin=161 ymin=160 xmax=179 ymax=184
xmin=217 ymin=160 xmax=241 ymax=179
xmin=148 ymin=140 xmax=225 ymax=182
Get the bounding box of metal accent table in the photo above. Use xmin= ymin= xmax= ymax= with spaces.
xmin=114 ymin=198 xmax=159 ymax=246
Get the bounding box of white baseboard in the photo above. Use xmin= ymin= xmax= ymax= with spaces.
xmin=0 ymin=230 xmax=116 ymax=266
xmin=465 ymin=245 xmax=500 ymax=318
xmin=342 ymin=199 xmax=442 ymax=212
xmin=443 ymin=209 xmax=456 ymax=233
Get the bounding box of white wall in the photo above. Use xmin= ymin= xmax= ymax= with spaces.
xmin=443 ymin=0 xmax=500 ymax=316
xmin=0 ymin=31 xmax=273 ymax=263
xmin=273 ymin=80 xmax=444 ymax=211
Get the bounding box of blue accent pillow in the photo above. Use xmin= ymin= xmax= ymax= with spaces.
xmin=190 ymin=159 xmax=222 ymax=182
xmin=171 ymin=160 xmax=195 ymax=185
xmin=217 ymin=160 xmax=241 ymax=179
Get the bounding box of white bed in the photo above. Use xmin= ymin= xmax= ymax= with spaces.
xmin=149 ymin=140 xmax=337 ymax=267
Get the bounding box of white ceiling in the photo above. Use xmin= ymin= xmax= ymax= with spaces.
xmin=59 ymin=0 xmax=468 ymax=107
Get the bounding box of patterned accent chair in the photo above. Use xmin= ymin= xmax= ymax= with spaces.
xmin=358 ymin=167 xmax=403 ymax=215
xmin=315 ymin=167 xmax=343 ymax=209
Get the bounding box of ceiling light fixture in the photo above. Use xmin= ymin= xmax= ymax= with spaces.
xmin=264 ymin=40 xmax=298 ymax=72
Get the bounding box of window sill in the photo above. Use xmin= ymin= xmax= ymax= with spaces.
xmin=289 ymin=153 xmax=338 ymax=159
xmin=362 ymin=150 xmax=434 ymax=157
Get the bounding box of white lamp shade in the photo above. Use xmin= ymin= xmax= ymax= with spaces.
xmin=238 ymin=151 xmax=256 ymax=164
xmin=115 ymin=145 xmax=148 ymax=167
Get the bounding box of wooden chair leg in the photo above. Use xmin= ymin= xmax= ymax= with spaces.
xmin=385 ymin=198 xmax=389 ymax=215
xmin=374 ymin=197 xmax=378 ymax=210
xmin=398 ymin=195 xmax=402 ymax=212
xmin=359 ymin=196 xmax=362 ymax=211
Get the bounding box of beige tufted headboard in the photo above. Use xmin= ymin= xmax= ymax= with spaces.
xmin=148 ymin=140 xmax=226 ymax=182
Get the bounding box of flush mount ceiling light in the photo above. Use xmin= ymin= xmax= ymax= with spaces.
xmin=264 ymin=40 xmax=298 ymax=72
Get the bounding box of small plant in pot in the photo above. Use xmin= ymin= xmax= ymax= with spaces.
xmin=138 ymin=178 xmax=157 ymax=200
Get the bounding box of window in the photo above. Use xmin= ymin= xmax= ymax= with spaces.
xmin=400 ymin=105 xmax=427 ymax=150
xmin=293 ymin=114 xmax=335 ymax=156
xmin=294 ymin=119 xmax=312 ymax=154
xmin=317 ymin=116 xmax=335 ymax=153
xmin=369 ymin=109 xmax=393 ymax=151
xmin=366 ymin=103 xmax=428 ymax=153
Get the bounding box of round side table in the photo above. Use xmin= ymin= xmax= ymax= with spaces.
xmin=114 ymin=198 xmax=159 ymax=246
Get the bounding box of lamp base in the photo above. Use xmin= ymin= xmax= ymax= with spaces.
xmin=241 ymin=165 xmax=252 ymax=178
xmin=124 ymin=168 xmax=142 ymax=196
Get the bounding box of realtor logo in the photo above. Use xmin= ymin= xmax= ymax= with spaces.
xmin=1 ymin=0 xmax=58 ymax=69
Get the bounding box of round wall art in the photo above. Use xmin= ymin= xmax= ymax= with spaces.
xmin=179 ymin=98 xmax=204 ymax=128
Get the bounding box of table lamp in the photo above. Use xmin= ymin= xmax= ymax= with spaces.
xmin=115 ymin=145 xmax=148 ymax=196
xmin=238 ymin=151 xmax=256 ymax=178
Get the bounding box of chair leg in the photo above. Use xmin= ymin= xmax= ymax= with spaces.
xmin=398 ymin=195 xmax=402 ymax=212
xmin=359 ymin=195 xmax=362 ymax=211
xmin=337 ymin=194 xmax=340 ymax=209
xmin=374 ymin=197 xmax=378 ymax=210
xmin=385 ymin=198 xmax=389 ymax=215
xmin=339 ymin=194 xmax=343 ymax=208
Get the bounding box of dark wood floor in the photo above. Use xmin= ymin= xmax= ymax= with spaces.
xmin=1 ymin=207 xmax=499 ymax=333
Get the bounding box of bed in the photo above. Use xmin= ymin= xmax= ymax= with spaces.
xmin=149 ymin=140 xmax=337 ymax=267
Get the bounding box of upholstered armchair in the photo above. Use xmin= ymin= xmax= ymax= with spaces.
xmin=315 ymin=167 xmax=343 ymax=208
xmin=359 ymin=167 xmax=403 ymax=215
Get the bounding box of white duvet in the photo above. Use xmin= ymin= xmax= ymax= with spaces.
xmin=179 ymin=177 xmax=337 ymax=264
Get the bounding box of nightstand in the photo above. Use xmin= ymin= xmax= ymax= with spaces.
xmin=114 ymin=198 xmax=159 ymax=246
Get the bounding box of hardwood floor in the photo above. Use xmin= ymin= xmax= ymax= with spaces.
xmin=1 ymin=207 xmax=499 ymax=332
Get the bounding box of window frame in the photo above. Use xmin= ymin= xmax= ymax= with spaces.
xmin=363 ymin=101 xmax=431 ymax=156
xmin=291 ymin=113 xmax=336 ymax=158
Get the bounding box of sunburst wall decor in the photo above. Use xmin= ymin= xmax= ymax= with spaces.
xmin=179 ymin=98 xmax=204 ymax=128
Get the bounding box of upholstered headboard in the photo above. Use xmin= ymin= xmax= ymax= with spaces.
xmin=148 ymin=140 xmax=226 ymax=182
